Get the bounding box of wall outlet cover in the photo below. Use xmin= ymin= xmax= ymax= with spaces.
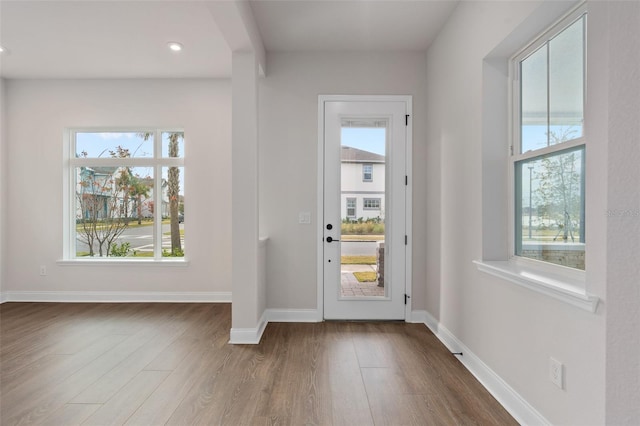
xmin=549 ymin=357 xmax=564 ymax=389
xmin=298 ymin=212 xmax=311 ymax=224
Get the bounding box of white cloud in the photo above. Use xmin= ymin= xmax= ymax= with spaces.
xmin=98 ymin=132 xmax=134 ymax=140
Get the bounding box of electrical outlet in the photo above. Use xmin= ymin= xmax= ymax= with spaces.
xmin=39 ymin=265 xmax=47 ymax=276
xmin=549 ymin=357 xmax=564 ymax=389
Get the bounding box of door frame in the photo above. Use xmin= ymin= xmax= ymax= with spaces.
xmin=317 ymin=94 xmax=413 ymax=321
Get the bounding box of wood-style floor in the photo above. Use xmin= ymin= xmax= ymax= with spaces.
xmin=0 ymin=302 xmax=516 ymax=425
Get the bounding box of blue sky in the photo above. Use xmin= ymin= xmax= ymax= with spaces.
xmin=341 ymin=127 xmax=386 ymax=156
xmin=75 ymin=132 xmax=184 ymax=158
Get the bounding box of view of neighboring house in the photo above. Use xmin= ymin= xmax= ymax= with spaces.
xmin=77 ymin=166 xmax=120 ymax=220
xmin=341 ymin=146 xmax=385 ymax=221
xmin=76 ymin=166 xmax=171 ymax=221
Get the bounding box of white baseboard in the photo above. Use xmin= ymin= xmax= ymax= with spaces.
xmin=411 ymin=310 xmax=549 ymax=426
xmin=0 ymin=291 xmax=232 ymax=303
xmin=266 ymin=308 xmax=320 ymax=322
xmin=229 ymin=310 xmax=268 ymax=344
xmin=229 ymin=309 xmax=320 ymax=344
xmin=407 ymin=309 xmax=439 ymax=333
xmin=0 ymin=292 xmax=7 ymax=304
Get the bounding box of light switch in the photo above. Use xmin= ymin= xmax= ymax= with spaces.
xmin=298 ymin=212 xmax=311 ymax=224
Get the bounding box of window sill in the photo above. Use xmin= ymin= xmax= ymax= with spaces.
xmin=473 ymin=260 xmax=599 ymax=313
xmin=58 ymin=259 xmax=189 ymax=267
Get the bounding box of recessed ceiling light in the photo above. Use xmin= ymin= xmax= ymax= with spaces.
xmin=167 ymin=42 xmax=183 ymax=52
xmin=0 ymin=46 xmax=5 ymax=53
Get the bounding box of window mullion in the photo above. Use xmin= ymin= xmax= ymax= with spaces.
xmin=513 ymin=63 xmax=520 ymax=156
xmin=580 ymin=150 xmax=586 ymax=243
xmin=546 ymin=43 xmax=551 ymax=148
xmin=155 ymin=130 xmax=162 ymax=259
xmin=154 ymin=163 xmax=162 ymax=259
xmin=70 ymin=157 xmax=157 ymax=167
xmin=514 ymin=137 xmax=586 ymax=162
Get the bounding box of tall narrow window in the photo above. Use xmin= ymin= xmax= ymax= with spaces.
xmin=346 ymin=198 xmax=357 ymax=219
xmin=512 ymin=11 xmax=586 ymax=270
xmin=362 ymin=164 xmax=373 ymax=182
xmin=69 ymin=130 xmax=185 ymax=259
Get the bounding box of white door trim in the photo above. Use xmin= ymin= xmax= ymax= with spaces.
xmin=317 ymin=95 xmax=412 ymax=321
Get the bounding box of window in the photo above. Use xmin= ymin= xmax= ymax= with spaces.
xmin=512 ymin=11 xmax=586 ymax=270
xmin=346 ymin=198 xmax=356 ymax=219
xmin=363 ymin=198 xmax=381 ymax=210
xmin=68 ymin=130 xmax=185 ymax=259
xmin=362 ymin=164 xmax=373 ymax=182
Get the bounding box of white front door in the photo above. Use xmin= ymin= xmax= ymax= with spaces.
xmin=321 ymin=96 xmax=410 ymax=320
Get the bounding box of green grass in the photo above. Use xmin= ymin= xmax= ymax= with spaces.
xmin=341 ymin=255 xmax=376 ymax=265
xmin=353 ymin=271 xmax=377 ymax=282
xmin=133 ymin=251 xmax=154 ymax=257
xmin=163 ymin=230 xmax=185 ymax=236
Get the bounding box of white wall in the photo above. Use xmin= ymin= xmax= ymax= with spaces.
xmin=341 ymin=162 xmax=385 ymax=193
xmin=425 ymin=1 xmax=640 ymax=424
xmin=4 ymin=79 xmax=232 ymax=297
xmin=259 ymin=52 xmax=428 ymax=310
xmin=0 ymin=78 xmax=6 ymax=299
xmin=605 ymin=1 xmax=640 ymax=423
xmin=231 ymin=52 xmax=262 ymax=333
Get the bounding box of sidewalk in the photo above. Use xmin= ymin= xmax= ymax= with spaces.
xmin=340 ymin=264 xmax=385 ymax=297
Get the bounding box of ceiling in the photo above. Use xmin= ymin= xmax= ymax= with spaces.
xmin=0 ymin=0 xmax=458 ymax=79
xmin=250 ymin=0 xmax=457 ymax=52
xmin=0 ymin=1 xmax=231 ymax=79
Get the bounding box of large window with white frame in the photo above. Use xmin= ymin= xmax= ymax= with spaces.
xmin=511 ymin=9 xmax=586 ymax=270
xmin=68 ymin=130 xmax=185 ymax=259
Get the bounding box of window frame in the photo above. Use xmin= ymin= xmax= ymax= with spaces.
xmin=363 ymin=198 xmax=381 ymax=210
xmin=475 ymin=2 xmax=598 ymax=313
xmin=508 ymin=6 xmax=587 ymax=273
xmin=362 ymin=164 xmax=373 ymax=182
xmin=62 ymin=128 xmax=186 ymax=262
xmin=346 ymin=197 xmax=357 ymax=219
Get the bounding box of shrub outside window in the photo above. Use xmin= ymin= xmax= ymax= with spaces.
xmin=512 ymin=11 xmax=586 ymax=270
xmin=69 ymin=130 xmax=185 ymax=259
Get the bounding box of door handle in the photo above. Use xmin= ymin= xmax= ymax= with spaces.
xmin=326 ymin=236 xmax=340 ymax=243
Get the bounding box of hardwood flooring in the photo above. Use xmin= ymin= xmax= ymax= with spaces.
xmin=0 ymin=303 xmax=517 ymax=425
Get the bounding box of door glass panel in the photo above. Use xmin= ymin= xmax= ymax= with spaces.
xmin=340 ymin=121 xmax=387 ymax=298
